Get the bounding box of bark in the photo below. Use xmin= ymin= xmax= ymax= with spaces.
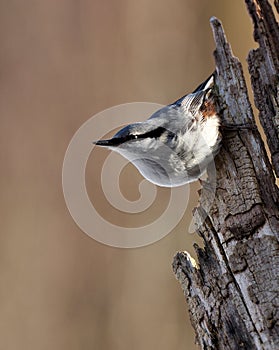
xmin=172 ymin=1 xmax=279 ymax=349
xmin=246 ymin=0 xmax=279 ymax=177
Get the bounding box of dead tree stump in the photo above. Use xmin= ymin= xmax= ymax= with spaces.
xmin=172 ymin=1 xmax=279 ymax=349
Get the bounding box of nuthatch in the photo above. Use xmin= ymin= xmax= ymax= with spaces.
xmin=94 ymin=74 xmax=221 ymax=187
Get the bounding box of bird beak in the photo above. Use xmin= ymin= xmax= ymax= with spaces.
xmin=93 ymin=139 xmax=117 ymax=147
xmin=93 ymin=139 xmax=110 ymax=146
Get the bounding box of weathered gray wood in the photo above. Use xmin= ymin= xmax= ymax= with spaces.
xmin=173 ymin=4 xmax=279 ymax=350
xmin=246 ymin=0 xmax=279 ymax=177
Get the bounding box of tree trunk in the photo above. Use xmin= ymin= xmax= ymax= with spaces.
xmin=172 ymin=1 xmax=279 ymax=349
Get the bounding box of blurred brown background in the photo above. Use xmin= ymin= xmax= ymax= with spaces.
xmin=1 ymin=1 xmax=254 ymax=349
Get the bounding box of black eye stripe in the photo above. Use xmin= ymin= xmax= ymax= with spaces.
xmin=139 ymin=126 xmax=167 ymax=139
xmin=111 ymin=126 xmax=168 ymax=146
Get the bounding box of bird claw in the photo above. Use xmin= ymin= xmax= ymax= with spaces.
xmin=220 ymin=123 xmax=257 ymax=131
xmin=198 ymin=178 xmax=215 ymax=193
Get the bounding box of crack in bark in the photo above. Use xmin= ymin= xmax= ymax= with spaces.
xmin=205 ymin=217 xmax=265 ymax=346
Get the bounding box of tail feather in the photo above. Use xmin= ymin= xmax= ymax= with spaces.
xmin=192 ymin=72 xmax=215 ymax=93
xmin=169 ymin=72 xmax=215 ymax=109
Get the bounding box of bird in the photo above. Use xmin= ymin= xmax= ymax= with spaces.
xmin=93 ymin=74 xmax=221 ymax=187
